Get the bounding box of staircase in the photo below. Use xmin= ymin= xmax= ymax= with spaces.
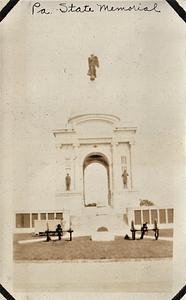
xmin=70 ymin=205 xmax=128 ymax=239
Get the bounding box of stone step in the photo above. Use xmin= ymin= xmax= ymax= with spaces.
xmin=91 ymin=232 xmax=115 ymax=241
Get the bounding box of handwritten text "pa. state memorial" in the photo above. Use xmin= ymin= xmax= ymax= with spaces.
xmin=32 ymin=2 xmax=161 ymax=15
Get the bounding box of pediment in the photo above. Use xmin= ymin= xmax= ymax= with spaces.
xmin=53 ymin=114 xmax=137 ymax=140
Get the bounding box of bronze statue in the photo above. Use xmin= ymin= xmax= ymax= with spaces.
xmin=87 ymin=54 xmax=99 ymax=81
xmin=65 ymin=173 xmax=71 ymax=191
xmin=122 ymin=168 xmax=129 ymax=188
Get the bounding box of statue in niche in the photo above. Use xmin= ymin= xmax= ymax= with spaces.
xmin=122 ymin=168 xmax=129 ymax=189
xmin=87 ymin=54 xmax=99 ymax=81
xmin=65 ymin=173 xmax=71 ymax=191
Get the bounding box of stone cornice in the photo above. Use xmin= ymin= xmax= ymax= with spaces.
xmin=53 ymin=128 xmax=76 ymax=137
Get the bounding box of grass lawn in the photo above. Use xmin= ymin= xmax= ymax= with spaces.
xmin=14 ymin=234 xmax=173 ymax=261
xmin=146 ymin=228 xmax=173 ymax=238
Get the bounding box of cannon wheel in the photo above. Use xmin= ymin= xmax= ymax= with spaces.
xmin=155 ymin=228 xmax=159 ymax=240
xmin=132 ymin=230 xmax=136 ymax=240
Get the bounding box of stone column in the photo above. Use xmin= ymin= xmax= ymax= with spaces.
xmin=55 ymin=143 xmax=64 ymax=191
xmin=110 ymin=143 xmax=114 ymax=206
xmin=110 ymin=141 xmax=119 ymax=207
xmin=129 ymin=141 xmax=135 ymax=191
xmin=72 ymin=143 xmax=80 ymax=192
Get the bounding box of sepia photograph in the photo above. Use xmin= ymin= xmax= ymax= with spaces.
xmin=0 ymin=0 xmax=185 ymax=299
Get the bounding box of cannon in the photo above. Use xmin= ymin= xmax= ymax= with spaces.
xmin=130 ymin=219 xmax=159 ymax=240
xmin=44 ymin=225 xmax=74 ymax=242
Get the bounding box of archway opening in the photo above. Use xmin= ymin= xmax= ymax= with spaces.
xmin=83 ymin=153 xmax=111 ymax=207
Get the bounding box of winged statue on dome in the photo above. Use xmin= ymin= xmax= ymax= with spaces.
xmin=87 ymin=54 xmax=99 ymax=81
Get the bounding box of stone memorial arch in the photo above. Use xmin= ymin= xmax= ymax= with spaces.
xmin=53 ymin=113 xmax=137 ymax=235
xmin=53 ymin=113 xmax=137 ymax=208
